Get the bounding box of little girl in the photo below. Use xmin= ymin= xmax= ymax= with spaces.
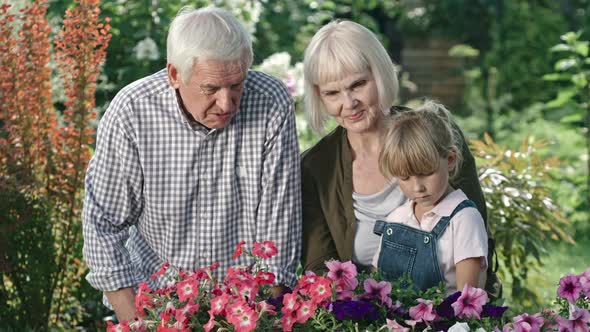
xmin=372 ymin=101 xmax=487 ymax=294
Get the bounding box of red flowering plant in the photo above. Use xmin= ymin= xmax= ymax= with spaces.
xmin=108 ymin=242 xmax=590 ymax=332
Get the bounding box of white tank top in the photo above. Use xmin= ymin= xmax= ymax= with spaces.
xmin=352 ymin=181 xmax=406 ymax=270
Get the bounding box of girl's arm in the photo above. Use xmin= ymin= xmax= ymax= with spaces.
xmin=456 ymin=257 xmax=483 ymax=290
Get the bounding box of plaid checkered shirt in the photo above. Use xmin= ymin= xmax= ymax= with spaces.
xmin=82 ymin=69 xmax=302 ymax=294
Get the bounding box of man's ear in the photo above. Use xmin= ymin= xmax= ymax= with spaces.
xmin=167 ymin=64 xmax=181 ymax=89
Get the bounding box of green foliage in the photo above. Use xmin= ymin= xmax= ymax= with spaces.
xmin=0 ymin=188 xmax=56 ymax=331
xmin=471 ymin=134 xmax=574 ymax=307
xmin=484 ymin=1 xmax=568 ymax=110
xmin=543 ymin=31 xmax=590 ymax=239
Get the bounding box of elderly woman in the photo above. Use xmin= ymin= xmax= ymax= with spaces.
xmin=300 ymin=20 xmax=495 ymax=292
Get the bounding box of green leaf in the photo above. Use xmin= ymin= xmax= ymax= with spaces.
xmin=550 ymin=43 xmax=571 ymax=52
xmin=542 ymin=73 xmax=570 ymax=81
xmin=545 ymin=89 xmax=577 ymax=108
xmin=554 ymin=58 xmax=578 ymax=71
xmin=448 ymin=44 xmax=479 ymax=58
xmin=571 ymin=72 xmax=588 ymax=88
xmin=574 ymin=41 xmax=589 ymax=57
xmin=560 ymin=112 xmax=584 ymax=123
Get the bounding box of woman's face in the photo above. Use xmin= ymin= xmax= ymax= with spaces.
xmin=317 ymin=71 xmax=383 ymax=134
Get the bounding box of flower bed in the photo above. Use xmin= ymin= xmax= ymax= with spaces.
xmin=108 ymin=241 xmax=590 ymax=331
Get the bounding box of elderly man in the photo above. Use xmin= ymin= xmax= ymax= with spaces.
xmin=82 ymin=7 xmax=301 ymax=321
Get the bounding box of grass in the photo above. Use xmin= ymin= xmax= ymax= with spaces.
xmin=501 ymin=238 xmax=590 ymax=313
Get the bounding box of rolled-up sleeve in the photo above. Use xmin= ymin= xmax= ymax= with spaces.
xmin=255 ymin=100 xmax=302 ymax=288
xmin=83 ymin=101 xmax=143 ymax=291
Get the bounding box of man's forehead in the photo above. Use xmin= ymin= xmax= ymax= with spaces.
xmin=194 ymin=59 xmax=245 ymax=75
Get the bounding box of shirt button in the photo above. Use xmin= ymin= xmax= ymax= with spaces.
xmin=424 ymin=236 xmax=430 ymax=244
xmin=201 ymin=252 xmax=209 ymax=258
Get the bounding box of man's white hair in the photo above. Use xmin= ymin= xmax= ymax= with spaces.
xmin=167 ymin=6 xmax=253 ymax=83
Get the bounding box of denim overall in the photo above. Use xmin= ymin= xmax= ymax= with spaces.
xmin=373 ymin=199 xmax=476 ymax=291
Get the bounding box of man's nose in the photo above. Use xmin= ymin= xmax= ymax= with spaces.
xmin=216 ymin=89 xmax=234 ymax=113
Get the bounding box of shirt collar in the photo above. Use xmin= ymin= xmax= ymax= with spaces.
xmin=428 ymin=189 xmax=468 ymax=217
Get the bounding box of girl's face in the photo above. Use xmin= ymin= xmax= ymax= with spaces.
xmin=397 ymin=153 xmax=456 ymax=211
xmin=317 ymin=71 xmax=383 ymax=134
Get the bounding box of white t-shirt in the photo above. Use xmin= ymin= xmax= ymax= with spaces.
xmin=372 ymin=189 xmax=488 ymax=294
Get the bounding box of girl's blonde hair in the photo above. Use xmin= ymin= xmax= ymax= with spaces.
xmin=379 ymin=101 xmax=463 ymax=181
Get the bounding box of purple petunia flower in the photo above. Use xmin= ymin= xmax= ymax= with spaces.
xmin=482 ymin=304 xmax=509 ymax=318
xmin=557 ymin=274 xmax=582 ymax=303
xmin=436 ymin=291 xmax=461 ymax=318
xmin=329 ymin=300 xmax=380 ymax=321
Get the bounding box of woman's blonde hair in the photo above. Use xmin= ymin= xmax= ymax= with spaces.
xmin=379 ymin=101 xmax=463 ymax=181
xmin=303 ymin=20 xmax=399 ymax=133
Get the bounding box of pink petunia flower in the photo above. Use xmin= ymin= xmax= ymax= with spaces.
xmin=174 ymin=300 xmax=199 ymax=324
xmin=256 ymin=300 xmax=277 ymax=316
xmin=295 ymin=299 xmax=317 ymax=324
xmin=251 ymin=241 xmax=278 ymax=259
xmin=555 ymin=307 xmax=590 ymax=332
xmin=386 ymin=318 xmax=410 ymax=332
xmin=237 ymin=279 xmax=259 ymax=301
xmin=228 ymin=307 xmax=259 ymax=332
xmin=325 ymin=260 xmax=359 ymax=291
xmin=451 ymin=284 xmax=488 ymax=319
xmin=209 ymin=293 xmax=230 ymax=315
xmin=176 ymin=278 xmax=199 ymax=303
xmin=282 ymin=292 xmax=300 ymax=314
xmin=557 ymin=274 xmax=583 ymax=303
xmin=309 ymin=277 xmax=333 ymax=303
xmin=280 ymin=310 xmax=297 ymax=332
xmin=203 ymin=312 xmax=216 ymax=332
xmin=409 ymin=298 xmax=437 ymax=322
xmin=363 ymin=278 xmax=392 ymax=304
xmin=233 ymin=240 xmax=246 ymax=259
xmin=512 ymin=313 xmax=545 ymax=332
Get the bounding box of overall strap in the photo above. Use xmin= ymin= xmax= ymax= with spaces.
xmin=431 ymin=199 xmax=477 ymax=239
xmin=373 ymin=220 xmax=387 ymax=236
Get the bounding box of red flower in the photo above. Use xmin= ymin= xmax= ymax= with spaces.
xmin=106 ymin=321 xmax=130 ymax=332
xmin=151 ymin=262 xmax=171 ymax=280
xmin=175 ymin=300 xmax=200 ymax=324
xmin=251 ymin=241 xmax=278 ymax=259
xmin=233 ymin=240 xmax=247 ymax=259
xmin=210 ymin=293 xmax=230 ymax=315
xmin=228 ymin=307 xmax=259 ymax=332
xmin=295 ymin=299 xmax=317 ymax=323
xmin=135 ymin=282 xmax=154 ymax=316
xmin=176 ymin=278 xmax=199 ymax=302
xmin=256 ymin=271 xmax=276 ymax=285
xmin=309 ymin=277 xmax=333 ymax=303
